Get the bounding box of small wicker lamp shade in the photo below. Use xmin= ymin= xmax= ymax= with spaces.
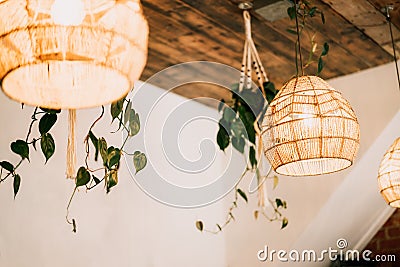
xmin=261 ymin=75 xmax=360 ymax=176
xmin=378 ymin=137 xmax=400 ymax=208
xmin=0 ymin=0 xmax=148 ymax=109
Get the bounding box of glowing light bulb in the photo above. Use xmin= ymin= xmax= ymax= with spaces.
xmin=51 ymin=0 xmax=85 ymax=26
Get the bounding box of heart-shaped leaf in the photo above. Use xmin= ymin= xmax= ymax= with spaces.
xmin=107 ymin=147 xmax=121 ymax=169
xmin=195 ymin=220 xmax=203 ymax=232
xmin=76 ymin=167 xmax=90 ymax=187
xmin=0 ymin=161 xmax=14 ymax=172
xmin=281 ymin=218 xmax=289 ymax=229
xmin=39 ymin=113 xmax=57 ymax=135
xmin=111 ymin=97 xmax=125 ymax=122
xmin=41 ymin=133 xmax=55 ymax=163
xmin=133 ymin=151 xmax=147 ymax=174
xmin=129 ymin=111 xmax=140 ymax=137
xmin=106 ymin=170 xmax=118 ymax=193
xmin=11 ymin=140 xmax=29 ymax=161
xmin=13 ymin=174 xmax=21 ymax=199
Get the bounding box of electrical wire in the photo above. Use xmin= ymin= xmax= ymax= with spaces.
xmin=386 ymin=6 xmax=400 ymax=91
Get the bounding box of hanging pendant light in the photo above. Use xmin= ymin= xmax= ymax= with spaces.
xmin=377 ymin=6 xmax=400 ymax=207
xmin=0 ymin=0 xmax=148 ymax=109
xmin=0 ymin=0 xmax=148 ymax=178
xmin=378 ymin=138 xmax=400 ymax=207
xmin=261 ymin=75 xmax=360 ymax=176
xmin=261 ymin=1 xmax=360 ymax=176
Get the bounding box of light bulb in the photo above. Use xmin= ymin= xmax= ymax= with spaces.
xmin=51 ymin=0 xmax=85 ymax=26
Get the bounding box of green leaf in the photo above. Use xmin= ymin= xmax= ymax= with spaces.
xmin=111 ymin=97 xmax=125 ymax=122
xmin=309 ymin=6 xmax=317 ymax=17
xmin=264 ymin=81 xmax=277 ymax=104
xmin=218 ymin=99 xmax=225 ymax=113
xmin=88 ymin=131 xmax=99 ymax=161
xmin=249 ymin=146 xmax=257 ymax=168
xmin=281 ymin=218 xmax=289 ymax=229
xmin=223 ymin=107 xmax=236 ymax=122
xmin=11 ymin=140 xmax=29 ymax=161
xmin=129 ymin=110 xmax=140 ymax=137
xmin=39 ymin=108 xmax=61 ymax=114
xmin=107 ymin=147 xmax=121 ymax=169
xmin=286 ymin=28 xmax=298 ymax=35
xmin=76 ymin=167 xmax=90 ymax=187
xmin=39 ymin=113 xmax=57 ymax=135
xmin=98 ymin=138 xmax=108 ymax=165
xmin=238 ymin=106 xmax=256 ymax=144
xmin=217 ymin=124 xmax=230 ymax=151
xmin=92 ymin=175 xmax=101 ymax=185
xmin=106 ymin=170 xmax=118 ymax=193
xmin=237 ymin=188 xmax=248 ymax=203
xmin=133 ymin=151 xmax=147 ymax=174
xmin=40 ymin=133 xmax=55 ymax=163
xmin=232 ymin=136 xmax=245 ymax=154
xmin=321 ymin=42 xmax=329 ymax=56
xmin=273 ymin=175 xmax=279 ymax=190
xmin=196 ymin=220 xmax=203 ymax=232
xmin=317 ymin=57 xmax=325 ymax=75
xmin=0 ymin=161 xmax=14 ymax=172
xmin=287 ymin=6 xmax=296 ymax=20
xmin=124 ymin=101 xmax=132 ymax=125
xmin=276 ymin=198 xmax=284 ymax=208
xmin=231 ymin=119 xmax=246 ymax=138
xmin=321 ymin=12 xmax=325 ymax=24
xmin=13 ymin=174 xmax=20 ymax=199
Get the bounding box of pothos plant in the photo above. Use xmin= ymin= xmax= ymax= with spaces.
xmin=195 ymin=0 xmax=329 ymax=234
xmin=0 ymin=95 xmax=147 ymax=233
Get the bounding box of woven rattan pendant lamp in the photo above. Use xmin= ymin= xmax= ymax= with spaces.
xmin=0 ymin=0 xmax=148 ymax=108
xmin=261 ymin=1 xmax=360 ymax=176
xmin=0 ymin=0 xmax=148 ymax=178
xmin=377 ymin=6 xmax=400 ymax=207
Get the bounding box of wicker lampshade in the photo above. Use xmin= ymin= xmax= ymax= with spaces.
xmin=261 ymin=75 xmax=360 ymax=176
xmin=0 ymin=0 xmax=148 ymax=109
xmin=378 ymin=137 xmax=400 ymax=208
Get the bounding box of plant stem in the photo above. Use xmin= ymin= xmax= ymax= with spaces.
xmin=294 ymin=1 xmax=304 ymax=76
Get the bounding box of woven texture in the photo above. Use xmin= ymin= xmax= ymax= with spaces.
xmin=0 ymin=0 xmax=148 ymax=109
xmin=378 ymin=137 xmax=400 ymax=208
xmin=261 ymin=75 xmax=360 ymax=176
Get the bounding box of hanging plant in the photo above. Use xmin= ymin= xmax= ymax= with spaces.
xmin=0 ymin=97 xmax=147 ymax=233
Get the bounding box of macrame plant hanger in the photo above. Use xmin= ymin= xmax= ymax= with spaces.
xmin=66 ymin=109 xmax=76 ymax=179
xmin=239 ymin=2 xmax=270 ymax=208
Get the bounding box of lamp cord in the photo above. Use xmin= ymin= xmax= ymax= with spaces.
xmin=386 ymin=7 xmax=400 ymax=91
xmin=294 ymin=1 xmax=304 ymax=76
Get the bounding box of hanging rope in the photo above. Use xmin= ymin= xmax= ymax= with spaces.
xmin=240 ymin=9 xmax=272 ymax=207
xmin=241 ymin=10 xmax=269 ymax=97
xmin=66 ymin=109 xmax=76 ymax=179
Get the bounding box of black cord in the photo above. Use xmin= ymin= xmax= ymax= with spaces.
xmin=294 ymin=1 xmax=304 ymax=76
xmin=386 ymin=8 xmax=400 ymax=91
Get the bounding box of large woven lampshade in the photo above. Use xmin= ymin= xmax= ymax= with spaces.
xmin=378 ymin=137 xmax=400 ymax=208
xmin=261 ymin=75 xmax=360 ymax=176
xmin=0 ymin=0 xmax=148 ymax=109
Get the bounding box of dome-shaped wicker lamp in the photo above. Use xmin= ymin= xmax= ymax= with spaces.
xmin=377 ymin=7 xmax=400 ymax=208
xmin=0 ymin=0 xmax=148 ymax=109
xmin=378 ymin=138 xmax=400 ymax=208
xmin=261 ymin=75 xmax=360 ymax=176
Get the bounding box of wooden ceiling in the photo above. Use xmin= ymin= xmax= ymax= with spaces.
xmin=140 ymin=0 xmax=400 ymax=108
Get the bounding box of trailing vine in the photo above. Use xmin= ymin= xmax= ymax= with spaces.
xmin=0 ymin=94 xmax=147 ymax=233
